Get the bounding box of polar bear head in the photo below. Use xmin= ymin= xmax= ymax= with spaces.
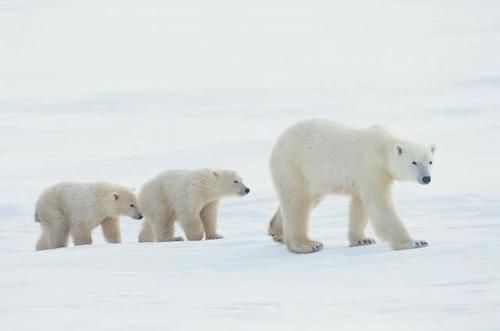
xmin=388 ymin=143 xmax=436 ymax=185
xmin=111 ymin=188 xmax=143 ymax=219
xmin=212 ymin=169 xmax=250 ymax=197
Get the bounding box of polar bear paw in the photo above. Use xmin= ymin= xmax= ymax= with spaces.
xmin=206 ymin=234 xmax=224 ymax=240
xmin=392 ymin=239 xmax=428 ymax=250
xmin=287 ymin=240 xmax=324 ymax=254
xmin=172 ymin=236 xmax=184 ymax=241
xmin=350 ymin=238 xmax=376 ymax=247
xmin=270 ymin=233 xmax=284 ymax=243
xmin=411 ymin=240 xmax=428 ymax=248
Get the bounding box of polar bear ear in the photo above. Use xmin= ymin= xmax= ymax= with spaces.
xmin=429 ymin=144 xmax=436 ymax=154
xmin=113 ymin=193 xmax=120 ymax=200
xmin=394 ymin=144 xmax=403 ymax=156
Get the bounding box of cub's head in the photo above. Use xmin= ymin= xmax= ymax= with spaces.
xmin=388 ymin=143 xmax=436 ymax=185
xmin=212 ymin=169 xmax=250 ymax=197
xmin=112 ymin=189 xmax=143 ymax=220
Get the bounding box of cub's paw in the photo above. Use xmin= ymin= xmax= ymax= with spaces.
xmin=350 ymin=238 xmax=376 ymax=247
xmin=392 ymin=239 xmax=428 ymax=250
xmin=206 ymin=234 xmax=224 ymax=240
xmin=172 ymin=236 xmax=184 ymax=241
xmin=287 ymin=240 xmax=324 ymax=254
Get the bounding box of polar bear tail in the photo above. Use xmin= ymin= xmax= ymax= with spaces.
xmin=268 ymin=208 xmax=284 ymax=243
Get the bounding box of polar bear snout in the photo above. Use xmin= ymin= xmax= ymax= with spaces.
xmin=240 ymin=187 xmax=250 ymax=196
xmin=420 ymin=176 xmax=431 ymax=185
xmin=127 ymin=203 xmax=143 ymax=220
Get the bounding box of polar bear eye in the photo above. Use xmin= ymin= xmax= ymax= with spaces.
xmin=130 ymin=204 xmax=135 ymax=208
xmin=429 ymin=161 xmax=433 ymax=165
xmin=412 ymin=161 xmax=417 ymax=165
xmin=233 ymin=180 xmax=239 ymax=184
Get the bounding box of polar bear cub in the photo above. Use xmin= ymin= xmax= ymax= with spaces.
xmin=138 ymin=169 xmax=250 ymax=242
xmin=268 ymin=119 xmax=436 ymax=254
xmin=35 ymin=182 xmax=143 ymax=250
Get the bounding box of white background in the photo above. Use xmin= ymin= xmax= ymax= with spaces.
xmin=1 ymin=0 xmax=499 ymax=330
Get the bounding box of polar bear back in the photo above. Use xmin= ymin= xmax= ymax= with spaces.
xmin=270 ymin=119 xmax=396 ymax=196
xmin=36 ymin=182 xmax=130 ymax=227
xmin=37 ymin=182 xmax=98 ymax=220
xmin=139 ymin=169 xmax=217 ymax=215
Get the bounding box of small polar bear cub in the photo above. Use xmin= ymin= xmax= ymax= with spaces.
xmin=35 ymin=182 xmax=143 ymax=250
xmin=138 ymin=169 xmax=250 ymax=242
xmin=268 ymin=119 xmax=436 ymax=254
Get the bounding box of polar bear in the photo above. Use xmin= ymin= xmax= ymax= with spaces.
xmin=268 ymin=119 xmax=436 ymax=254
xmin=35 ymin=182 xmax=143 ymax=250
xmin=138 ymin=169 xmax=250 ymax=242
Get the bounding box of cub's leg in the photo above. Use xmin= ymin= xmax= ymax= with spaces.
xmin=151 ymin=216 xmax=172 ymax=242
xmin=163 ymin=211 xmax=183 ymax=241
xmin=36 ymin=223 xmax=50 ymax=251
xmin=101 ymin=217 xmax=121 ymax=243
xmin=142 ymin=207 xmax=183 ymax=242
xmin=49 ymin=221 xmax=70 ymax=249
xmin=178 ymin=211 xmax=204 ymax=241
xmin=348 ymin=196 xmax=376 ymax=247
xmin=200 ymin=201 xmax=223 ymax=240
xmin=71 ymin=223 xmax=93 ymax=246
xmin=138 ymin=219 xmax=154 ymax=242
xmin=36 ymin=210 xmax=69 ymax=250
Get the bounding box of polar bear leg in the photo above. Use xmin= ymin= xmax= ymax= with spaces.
xmin=362 ymin=188 xmax=425 ymax=250
xmin=36 ymin=223 xmax=50 ymax=251
xmin=200 ymin=201 xmax=223 ymax=240
xmin=36 ymin=233 xmax=49 ymax=251
xmin=36 ymin=223 xmax=54 ymax=251
xmin=50 ymin=223 xmax=70 ymax=249
xmin=178 ymin=212 xmax=204 ymax=241
xmin=348 ymin=196 xmax=376 ymax=247
xmin=280 ymin=192 xmax=323 ymax=254
xmin=139 ymin=218 xmax=155 ymax=243
xmin=149 ymin=215 xmax=174 ymax=242
xmin=268 ymin=208 xmax=284 ymax=243
xmin=42 ymin=220 xmax=70 ymax=250
xmin=269 ymin=194 xmax=322 ymax=245
xmin=36 ymin=209 xmax=69 ymax=250
xmin=138 ymin=219 xmax=154 ymax=242
xmin=101 ymin=217 xmax=121 ymax=243
xmin=71 ymin=223 xmax=93 ymax=246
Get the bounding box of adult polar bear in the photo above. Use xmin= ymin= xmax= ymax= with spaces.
xmin=268 ymin=119 xmax=436 ymax=254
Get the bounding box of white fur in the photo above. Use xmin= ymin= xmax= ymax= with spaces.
xmin=138 ymin=169 xmax=249 ymax=242
xmin=35 ymin=182 xmax=142 ymax=250
xmin=268 ymin=119 xmax=436 ymax=253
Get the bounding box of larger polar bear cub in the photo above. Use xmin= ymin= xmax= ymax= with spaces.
xmin=268 ymin=119 xmax=436 ymax=254
xmin=138 ymin=169 xmax=250 ymax=242
xmin=35 ymin=182 xmax=143 ymax=250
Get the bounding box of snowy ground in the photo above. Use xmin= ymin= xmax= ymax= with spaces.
xmin=1 ymin=1 xmax=500 ymax=330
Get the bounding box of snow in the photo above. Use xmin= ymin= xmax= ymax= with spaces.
xmin=1 ymin=0 xmax=500 ymax=330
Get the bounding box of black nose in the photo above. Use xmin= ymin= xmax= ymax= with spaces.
xmin=245 ymin=188 xmax=250 ymax=194
xmin=137 ymin=214 xmax=144 ymax=220
xmin=422 ymin=176 xmax=431 ymax=184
